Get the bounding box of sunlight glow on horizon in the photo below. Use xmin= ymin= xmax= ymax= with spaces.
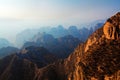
xmin=0 ymin=0 xmax=120 ymax=43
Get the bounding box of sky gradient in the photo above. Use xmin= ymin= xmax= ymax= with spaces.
xmin=0 ymin=0 xmax=120 ymax=43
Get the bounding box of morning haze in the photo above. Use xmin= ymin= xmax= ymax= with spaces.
xmin=0 ymin=0 xmax=119 ymax=44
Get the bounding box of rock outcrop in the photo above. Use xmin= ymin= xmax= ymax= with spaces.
xmin=103 ymin=12 xmax=120 ymax=40
xmin=66 ymin=12 xmax=120 ymax=80
xmin=36 ymin=12 xmax=120 ymax=80
xmin=0 ymin=12 xmax=120 ymax=80
xmin=85 ymin=12 xmax=120 ymax=52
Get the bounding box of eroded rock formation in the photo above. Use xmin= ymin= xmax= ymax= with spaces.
xmin=0 ymin=12 xmax=120 ymax=80
xmin=103 ymin=12 xmax=120 ymax=40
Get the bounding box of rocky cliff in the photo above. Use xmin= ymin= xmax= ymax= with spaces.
xmin=85 ymin=12 xmax=120 ymax=52
xmin=0 ymin=12 xmax=120 ymax=80
xmin=103 ymin=12 xmax=120 ymax=40
xmin=64 ymin=12 xmax=120 ymax=80
xmin=35 ymin=12 xmax=120 ymax=80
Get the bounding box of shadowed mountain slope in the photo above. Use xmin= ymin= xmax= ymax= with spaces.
xmin=0 ymin=12 xmax=119 ymax=80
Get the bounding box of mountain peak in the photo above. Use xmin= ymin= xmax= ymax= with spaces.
xmin=84 ymin=12 xmax=120 ymax=52
xmin=103 ymin=12 xmax=120 ymax=40
xmin=116 ymin=12 xmax=120 ymax=16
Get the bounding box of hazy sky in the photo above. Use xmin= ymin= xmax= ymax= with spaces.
xmin=0 ymin=0 xmax=120 ymax=43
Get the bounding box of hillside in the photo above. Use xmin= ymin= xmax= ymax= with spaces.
xmin=0 ymin=12 xmax=119 ymax=80
xmin=23 ymin=33 xmax=82 ymax=58
xmin=0 ymin=47 xmax=19 ymax=58
xmin=33 ymin=12 xmax=120 ymax=80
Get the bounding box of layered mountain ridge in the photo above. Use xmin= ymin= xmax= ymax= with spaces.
xmin=0 ymin=12 xmax=119 ymax=80
xmin=0 ymin=38 xmax=12 ymax=49
xmin=34 ymin=12 xmax=120 ymax=80
xmin=23 ymin=33 xmax=81 ymax=58
xmin=16 ymin=22 xmax=104 ymax=47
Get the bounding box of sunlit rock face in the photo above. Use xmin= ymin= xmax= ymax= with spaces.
xmin=0 ymin=13 xmax=120 ymax=80
xmin=23 ymin=12 xmax=120 ymax=80
xmin=64 ymin=12 xmax=120 ymax=80
xmin=85 ymin=12 xmax=120 ymax=52
xmin=103 ymin=12 xmax=120 ymax=40
xmin=84 ymin=26 xmax=104 ymax=52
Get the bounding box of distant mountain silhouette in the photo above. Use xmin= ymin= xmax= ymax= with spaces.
xmin=16 ymin=21 xmax=104 ymax=47
xmin=16 ymin=29 xmax=40 ymax=47
xmin=1 ymin=13 xmax=116 ymax=80
xmin=0 ymin=38 xmax=12 ymax=49
xmin=0 ymin=47 xmax=19 ymax=58
xmin=23 ymin=33 xmax=81 ymax=58
xmin=17 ymin=46 xmax=57 ymax=68
xmin=48 ymin=25 xmax=69 ymax=38
xmin=68 ymin=26 xmax=81 ymax=39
